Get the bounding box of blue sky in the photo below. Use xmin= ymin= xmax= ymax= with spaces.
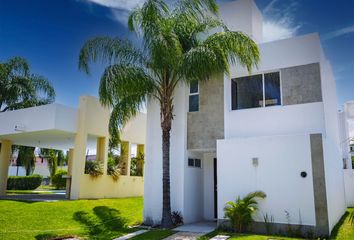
xmin=0 ymin=0 xmax=353 ymax=109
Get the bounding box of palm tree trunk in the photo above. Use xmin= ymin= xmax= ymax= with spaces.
xmin=160 ymin=97 xmax=174 ymax=228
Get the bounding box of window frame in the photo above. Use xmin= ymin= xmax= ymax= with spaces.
xmin=189 ymin=82 xmax=199 ymax=112
xmin=231 ymin=70 xmax=282 ymax=110
xmin=188 ymin=158 xmax=202 ymax=168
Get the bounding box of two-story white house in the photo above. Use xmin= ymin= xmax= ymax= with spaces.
xmin=144 ymin=0 xmax=346 ymax=236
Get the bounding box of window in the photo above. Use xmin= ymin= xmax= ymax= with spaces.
xmin=232 ymin=72 xmax=281 ymax=110
xmin=188 ymin=158 xmax=202 ymax=168
xmin=189 ymin=82 xmax=199 ymax=112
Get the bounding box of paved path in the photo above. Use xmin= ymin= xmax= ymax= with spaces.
xmin=0 ymin=194 xmax=66 ymax=201
xmin=113 ymin=230 xmax=148 ymax=240
xmin=163 ymin=232 xmax=204 ymax=240
xmin=163 ymin=221 xmax=217 ymax=240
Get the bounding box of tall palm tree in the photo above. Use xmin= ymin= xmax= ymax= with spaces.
xmin=0 ymin=56 xmax=55 ymax=175
xmin=79 ymin=0 xmax=260 ymax=227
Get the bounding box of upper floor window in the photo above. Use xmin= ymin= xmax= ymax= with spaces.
xmin=189 ymin=81 xmax=199 ymax=112
xmin=231 ymin=72 xmax=281 ymax=110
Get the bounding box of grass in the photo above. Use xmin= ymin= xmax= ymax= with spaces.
xmin=330 ymin=208 xmax=354 ymax=240
xmin=6 ymin=190 xmax=56 ymax=195
xmin=0 ymin=197 xmax=143 ymax=240
xmin=131 ymin=229 xmax=175 ymax=240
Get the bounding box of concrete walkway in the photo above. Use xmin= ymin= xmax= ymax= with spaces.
xmin=164 ymin=221 xmax=217 ymax=240
xmin=173 ymin=221 xmax=216 ymax=233
xmin=0 ymin=193 xmax=66 ymax=202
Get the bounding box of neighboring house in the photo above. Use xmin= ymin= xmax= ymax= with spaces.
xmin=339 ymin=101 xmax=354 ymax=207
xmin=0 ymin=96 xmax=146 ymax=199
xmin=8 ymin=155 xmax=68 ymax=178
xmin=144 ymin=0 xmax=347 ymax=236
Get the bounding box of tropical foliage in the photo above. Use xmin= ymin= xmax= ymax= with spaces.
xmin=85 ymin=160 xmax=104 ymax=177
xmin=51 ymin=169 xmax=67 ymax=189
xmin=0 ymin=56 xmax=55 ymax=112
xmin=79 ymin=0 xmax=259 ymax=227
xmin=15 ymin=146 xmax=36 ymax=176
xmin=224 ymin=191 xmax=266 ymax=233
xmin=107 ymin=155 xmax=121 ymax=181
xmin=0 ymin=56 xmax=55 ymax=175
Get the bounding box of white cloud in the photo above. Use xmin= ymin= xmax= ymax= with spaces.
xmin=84 ymin=0 xmax=144 ymax=11
xmin=262 ymin=0 xmax=301 ymax=42
xmin=324 ymin=25 xmax=354 ymax=40
xmin=82 ymin=0 xmax=145 ymax=24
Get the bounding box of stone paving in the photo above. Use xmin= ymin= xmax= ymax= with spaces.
xmin=163 ymin=232 xmax=205 ymax=240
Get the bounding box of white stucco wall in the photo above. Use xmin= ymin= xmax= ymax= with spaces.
xmin=344 ymin=169 xmax=354 ymax=207
xmin=320 ymin=53 xmax=347 ymax=231
xmin=220 ymin=0 xmax=263 ymax=43
xmin=217 ymin=134 xmax=316 ymax=226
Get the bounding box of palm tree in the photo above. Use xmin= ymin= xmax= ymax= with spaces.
xmin=224 ymin=191 xmax=266 ymax=232
xmin=40 ymin=149 xmax=58 ymax=179
xmin=78 ymin=0 xmax=260 ymax=227
xmin=16 ymin=146 xmax=36 ymax=176
xmin=0 ymin=56 xmax=55 ymax=111
xmin=1 ymin=56 xmax=55 ymax=176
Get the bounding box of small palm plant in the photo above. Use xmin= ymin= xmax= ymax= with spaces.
xmin=224 ymin=191 xmax=266 ymax=233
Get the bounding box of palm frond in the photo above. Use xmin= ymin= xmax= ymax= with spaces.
xmin=204 ymin=31 xmax=260 ymax=72
xmin=78 ymin=37 xmax=146 ymax=74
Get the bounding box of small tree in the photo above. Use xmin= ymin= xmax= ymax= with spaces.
xmin=224 ymin=191 xmax=266 ymax=232
xmin=16 ymin=146 xmax=36 ymax=176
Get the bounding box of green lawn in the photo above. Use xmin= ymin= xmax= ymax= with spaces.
xmin=1 ymin=197 xmax=353 ymax=240
xmin=0 ymin=197 xmax=143 ymax=240
xmin=6 ymin=190 xmax=56 ymax=195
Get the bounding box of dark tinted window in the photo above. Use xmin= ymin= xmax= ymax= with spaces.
xmin=189 ymin=95 xmax=199 ymax=112
xmin=195 ymin=159 xmax=201 ymax=168
xmin=232 ymin=74 xmax=263 ymax=110
xmin=188 ymin=158 xmax=194 ymax=167
xmin=264 ymin=72 xmax=281 ymax=106
xmin=190 ymin=82 xmax=199 ymax=94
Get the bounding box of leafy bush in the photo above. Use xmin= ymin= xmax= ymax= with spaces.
xmin=7 ymin=174 xmax=43 ymax=190
xmin=130 ymin=153 xmax=144 ymax=176
xmin=51 ymin=170 xmax=67 ymax=189
xmin=224 ymin=191 xmax=266 ymax=232
xmin=107 ymin=157 xmax=121 ymax=181
xmin=85 ymin=160 xmax=103 ymax=177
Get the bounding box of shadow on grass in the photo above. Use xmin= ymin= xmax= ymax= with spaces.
xmin=331 ymin=210 xmax=349 ymax=239
xmin=34 ymin=206 xmax=132 ymax=240
xmin=72 ymin=206 xmax=132 ymax=239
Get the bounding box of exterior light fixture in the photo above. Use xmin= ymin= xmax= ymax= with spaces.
xmin=252 ymin=157 xmax=259 ymax=167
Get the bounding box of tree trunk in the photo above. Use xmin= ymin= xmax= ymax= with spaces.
xmin=160 ymin=97 xmax=174 ymax=228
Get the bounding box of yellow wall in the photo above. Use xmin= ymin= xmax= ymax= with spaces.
xmin=79 ymin=175 xmax=144 ymax=199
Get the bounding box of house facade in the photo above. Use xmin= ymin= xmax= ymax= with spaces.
xmin=144 ymin=0 xmax=347 ymax=236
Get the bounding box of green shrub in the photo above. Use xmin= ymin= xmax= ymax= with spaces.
xmin=107 ymin=157 xmax=121 ymax=181
xmin=7 ymin=174 xmax=43 ymax=190
xmin=224 ymin=191 xmax=266 ymax=232
xmin=85 ymin=160 xmax=103 ymax=177
xmin=51 ymin=170 xmax=67 ymax=189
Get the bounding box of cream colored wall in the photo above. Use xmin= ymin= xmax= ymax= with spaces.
xmin=71 ymin=96 xmax=145 ymax=199
xmin=79 ymin=175 xmax=144 ymax=199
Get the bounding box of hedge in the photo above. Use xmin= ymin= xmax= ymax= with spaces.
xmin=52 ymin=170 xmax=67 ymax=189
xmin=7 ymin=174 xmax=43 ymax=190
